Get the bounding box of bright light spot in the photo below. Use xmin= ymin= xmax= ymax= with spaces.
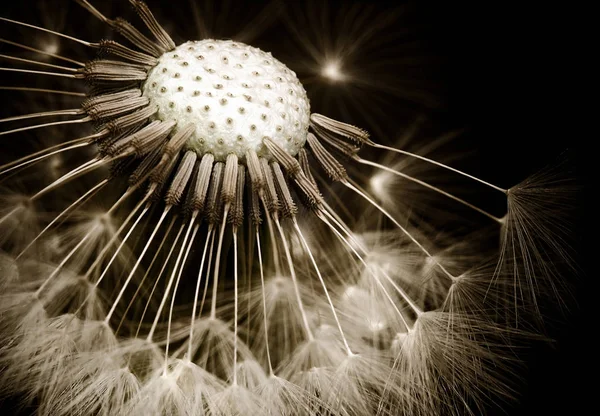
xmin=48 ymin=155 xmax=63 ymax=179
xmin=423 ymin=256 xmax=438 ymax=275
xmin=343 ymin=285 xmax=359 ymax=300
xmin=392 ymin=332 xmax=408 ymax=351
xmin=316 ymin=324 xmax=334 ymax=335
xmin=368 ymin=318 xmax=386 ymax=332
xmin=42 ymin=41 xmax=59 ymax=55
xmin=271 ymin=276 xmax=289 ymax=293
xmin=348 ymin=232 xmax=366 ymax=253
xmin=321 ymin=61 xmax=345 ymax=82
xmin=370 ymin=172 xmax=390 ymax=198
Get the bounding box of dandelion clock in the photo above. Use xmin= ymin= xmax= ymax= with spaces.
xmin=0 ymin=1 xmax=584 ymax=415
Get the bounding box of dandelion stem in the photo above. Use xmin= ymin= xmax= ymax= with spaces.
xmin=0 ymin=158 xmax=102 ymax=226
xmin=356 ymin=157 xmax=503 ymax=223
xmin=106 ymin=169 xmax=162 ymax=217
xmin=260 ymin=195 xmax=281 ymax=276
xmin=164 ymin=214 xmax=200 ymax=373
xmin=344 ymin=179 xmax=457 ymax=282
xmin=147 ymin=220 xmax=188 ymax=342
xmin=17 ymin=178 xmax=108 ymax=260
xmin=0 ymin=137 xmax=89 ymax=177
xmin=317 ymin=212 xmax=415 ymax=328
xmin=0 ymin=86 xmax=85 ymax=96
xmin=199 ymin=229 xmax=216 ymax=318
xmin=322 ymin=200 xmax=355 ymax=237
xmin=104 ymin=207 xmax=171 ymax=323
xmin=0 ymin=54 xmax=80 ymax=72
xmin=188 ymin=224 xmax=214 ymax=360
xmin=0 ymin=115 xmax=90 ymax=136
xmin=0 ymin=17 xmax=94 ymax=46
xmin=138 ymin=217 xmax=183 ymax=339
xmin=312 ymin=169 xmax=354 ymax=220
xmin=0 ymin=206 xmax=20 ymax=227
xmin=30 ymin=157 xmax=103 ymax=201
xmin=118 ymin=215 xmax=177 ymax=336
xmin=320 ymin=208 xmax=424 ymax=316
xmin=35 ymin=223 xmax=100 ymax=296
xmin=75 ymin=0 xmax=110 ymax=23
xmin=209 ymin=204 xmax=230 ymax=320
xmin=232 ymin=229 xmax=239 ymax=385
xmin=93 ymin=205 xmax=150 ymax=288
xmin=244 ymin=222 xmax=254 ymax=347
xmin=83 ymin=191 xmax=152 ymax=281
xmin=0 ymin=67 xmax=80 ymax=79
xmin=293 ymin=218 xmax=353 ymax=355
xmin=256 ymin=226 xmax=274 ymax=375
xmin=370 ymin=142 xmax=507 ymax=194
xmin=0 ymin=108 xmax=84 ymax=123
xmin=0 ymin=38 xmax=85 ymax=66
xmin=274 ymin=215 xmax=314 ymax=341
xmin=322 ymin=208 xmax=425 ymax=317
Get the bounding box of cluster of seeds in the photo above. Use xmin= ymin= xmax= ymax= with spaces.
xmin=0 ymin=1 xmax=573 ymax=415
xmin=75 ymin=18 xmax=368 ymax=224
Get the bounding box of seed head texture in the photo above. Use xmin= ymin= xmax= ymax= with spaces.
xmin=144 ymin=40 xmax=310 ymax=161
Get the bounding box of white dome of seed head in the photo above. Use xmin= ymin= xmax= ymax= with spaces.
xmin=143 ymin=40 xmax=311 ymax=162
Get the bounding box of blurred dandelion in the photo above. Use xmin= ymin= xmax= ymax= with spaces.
xmin=0 ymin=1 xmax=582 ymax=415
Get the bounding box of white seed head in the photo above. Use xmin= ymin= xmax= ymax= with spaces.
xmin=143 ymin=40 xmax=310 ymax=161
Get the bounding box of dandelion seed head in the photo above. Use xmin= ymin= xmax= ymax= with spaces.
xmin=143 ymin=40 xmax=310 ymax=161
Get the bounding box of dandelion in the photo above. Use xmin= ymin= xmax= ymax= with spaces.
xmin=0 ymin=1 xmax=580 ymax=415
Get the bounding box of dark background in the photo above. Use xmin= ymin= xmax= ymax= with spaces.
xmin=0 ymin=1 xmax=590 ymax=415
